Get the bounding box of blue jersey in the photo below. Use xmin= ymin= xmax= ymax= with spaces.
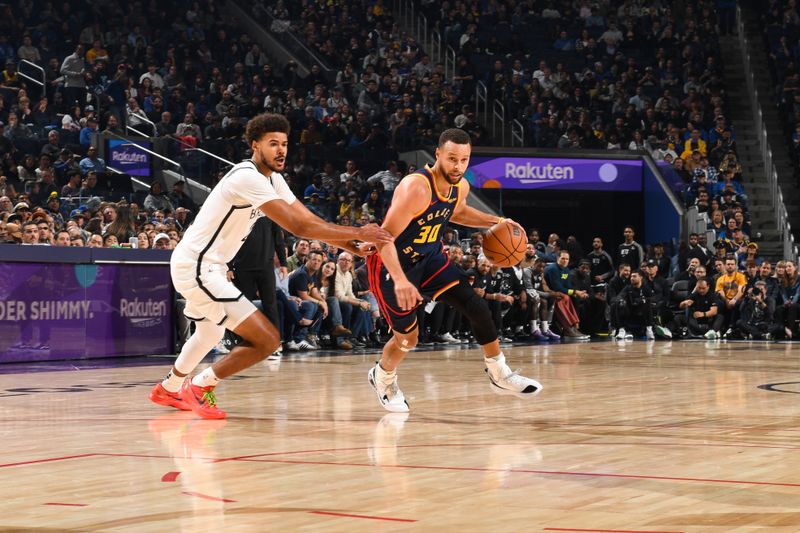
xmin=392 ymin=165 xmax=462 ymax=267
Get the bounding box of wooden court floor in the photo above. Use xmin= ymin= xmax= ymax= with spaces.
xmin=3 ymin=340 xmax=800 ymax=532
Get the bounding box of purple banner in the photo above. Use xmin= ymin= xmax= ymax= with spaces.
xmin=0 ymin=263 xmax=172 ymax=362
xmin=466 ymin=156 xmax=643 ymax=191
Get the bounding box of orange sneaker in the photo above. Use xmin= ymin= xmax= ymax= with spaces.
xmin=149 ymin=383 xmax=191 ymax=411
xmin=179 ymin=380 xmax=226 ymax=419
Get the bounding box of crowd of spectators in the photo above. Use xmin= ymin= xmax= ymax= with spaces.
xmin=761 ymin=0 xmax=800 ymax=177
xmin=0 ymin=0 xmax=797 ymax=350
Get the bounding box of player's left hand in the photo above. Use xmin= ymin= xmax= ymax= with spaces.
xmin=503 ymin=218 xmax=526 ymax=235
xmin=358 ymin=223 xmax=393 ymax=245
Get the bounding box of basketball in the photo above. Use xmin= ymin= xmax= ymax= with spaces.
xmin=482 ymin=220 xmax=527 ymax=267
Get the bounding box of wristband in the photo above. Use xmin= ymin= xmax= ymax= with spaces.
xmin=496 ymin=217 xmax=505 ymax=225
xmin=568 ymin=289 xmax=574 ymax=296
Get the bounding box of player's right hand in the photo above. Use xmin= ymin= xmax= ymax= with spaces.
xmin=395 ymin=278 xmax=423 ymax=311
xmin=358 ymin=223 xmax=393 ymax=245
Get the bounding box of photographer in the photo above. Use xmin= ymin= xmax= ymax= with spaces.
xmin=613 ymin=269 xmax=655 ymax=340
xmin=734 ymin=280 xmax=776 ymax=340
xmin=676 ymin=277 xmax=724 ymax=339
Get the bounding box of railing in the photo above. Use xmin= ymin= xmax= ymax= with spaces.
xmin=492 ymin=100 xmax=506 ymax=147
xmin=738 ymin=6 xmax=798 ymax=261
xmin=17 ymin=59 xmax=44 ymax=91
xmin=511 ymin=119 xmax=525 ymax=147
xmin=475 ymin=81 xmax=487 ymax=119
xmin=444 ymin=45 xmax=456 ymax=81
xmin=126 ymin=112 xmax=157 ymax=138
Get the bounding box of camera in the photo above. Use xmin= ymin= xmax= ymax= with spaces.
xmin=751 ymin=287 xmax=762 ymax=297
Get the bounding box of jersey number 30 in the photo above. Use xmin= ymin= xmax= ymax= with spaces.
xmin=413 ymin=223 xmax=441 ymax=244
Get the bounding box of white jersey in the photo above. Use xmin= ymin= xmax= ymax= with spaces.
xmin=173 ymin=160 xmax=296 ymax=267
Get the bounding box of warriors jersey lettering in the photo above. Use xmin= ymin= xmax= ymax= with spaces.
xmin=391 ymin=165 xmax=461 ymax=266
xmin=173 ymin=160 xmax=296 ymax=266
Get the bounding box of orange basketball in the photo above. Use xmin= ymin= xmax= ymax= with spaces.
xmin=482 ymin=220 xmax=527 ymax=267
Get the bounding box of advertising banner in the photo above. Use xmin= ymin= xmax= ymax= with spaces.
xmin=0 ymin=263 xmax=172 ymax=362
xmin=466 ymin=156 xmax=643 ymax=192
xmin=107 ymin=139 xmax=152 ymax=177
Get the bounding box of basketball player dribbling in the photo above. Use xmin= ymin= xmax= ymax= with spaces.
xmin=366 ymin=128 xmax=542 ymax=412
xmin=149 ymin=113 xmax=392 ymax=419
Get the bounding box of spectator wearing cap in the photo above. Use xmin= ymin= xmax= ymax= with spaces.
xmin=739 ymin=242 xmax=762 ymax=270
xmin=78 ymin=147 xmax=106 ymax=176
xmin=79 ymin=116 xmax=99 ymax=146
xmin=44 ymin=193 xmax=64 ymax=228
xmin=144 ymin=182 xmax=173 ymax=212
xmin=54 ymin=149 xmax=80 ymax=180
xmin=0 ymin=60 xmax=22 ymax=94
xmin=13 ymin=201 xmax=31 ymax=222
xmin=152 ymin=232 xmax=171 ymax=250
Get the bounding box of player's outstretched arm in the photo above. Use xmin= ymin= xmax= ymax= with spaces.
xmin=261 ymin=199 xmax=392 ymax=246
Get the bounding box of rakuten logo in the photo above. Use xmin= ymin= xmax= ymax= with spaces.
xmin=505 ymin=162 xmax=575 ymax=181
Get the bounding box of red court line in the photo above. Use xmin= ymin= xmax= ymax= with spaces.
xmin=542 ymin=527 xmax=683 ymax=533
xmin=0 ymin=453 xmax=97 ymax=468
xmin=236 ymin=457 xmax=800 ymax=488
xmin=44 ymin=502 xmax=88 ymax=507
xmin=309 ymin=510 xmax=417 ymax=523
xmin=161 ymin=471 xmax=180 ymax=482
xmin=182 ymin=491 xmax=237 ymax=503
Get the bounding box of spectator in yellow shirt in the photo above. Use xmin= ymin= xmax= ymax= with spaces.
xmin=715 ymin=255 xmax=747 ymax=334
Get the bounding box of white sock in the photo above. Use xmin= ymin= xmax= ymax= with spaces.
xmin=530 ymin=320 xmax=540 ymax=332
xmin=541 ymin=321 xmax=549 ymax=332
xmin=191 ymin=367 xmax=220 ymax=388
xmin=161 ymin=369 xmax=185 ymax=393
xmin=485 ymin=352 xmax=509 ymax=379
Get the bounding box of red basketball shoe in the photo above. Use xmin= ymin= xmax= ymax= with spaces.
xmin=149 ymin=382 xmax=191 ymax=411
xmin=179 ymin=380 xmax=227 ymax=419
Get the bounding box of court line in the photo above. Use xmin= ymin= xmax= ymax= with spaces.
xmin=234 ymin=457 xmax=800 ymax=488
xmin=0 ymin=453 xmax=97 ymax=468
xmin=542 ymin=527 xmax=683 ymax=533
xmin=161 ymin=471 xmax=180 ymax=482
xmin=43 ymin=502 xmax=88 ymax=507
xmin=309 ymin=510 xmax=417 ymax=522
xmin=182 ymin=491 xmax=237 ymax=503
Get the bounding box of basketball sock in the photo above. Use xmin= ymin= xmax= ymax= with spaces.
xmin=192 ymin=367 xmax=220 ymax=388
xmin=162 ymin=369 xmax=185 ymax=393
xmin=531 ymin=320 xmax=540 ymax=332
xmin=485 ymin=352 xmax=510 ymax=380
xmin=541 ymin=321 xmax=550 ymax=333
xmin=376 ymin=362 xmax=397 ymax=383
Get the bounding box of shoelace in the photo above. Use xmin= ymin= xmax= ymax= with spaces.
xmin=202 ymin=389 xmax=218 ymax=408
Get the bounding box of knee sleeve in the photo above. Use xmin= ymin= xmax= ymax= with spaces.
xmin=439 ymin=282 xmax=497 ymax=345
xmin=174 ymin=319 xmax=225 ymax=375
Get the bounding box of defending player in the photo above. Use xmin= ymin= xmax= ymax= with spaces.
xmin=366 ymin=128 xmax=542 ymax=412
xmin=149 ymin=113 xmax=392 ymax=419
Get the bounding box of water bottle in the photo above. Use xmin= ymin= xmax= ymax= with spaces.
xmin=129 ymin=236 xmax=138 ymax=249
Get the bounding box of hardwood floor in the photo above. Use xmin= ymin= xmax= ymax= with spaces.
xmin=2 ymin=340 xmax=800 ymax=532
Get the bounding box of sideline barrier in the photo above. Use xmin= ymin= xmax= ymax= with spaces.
xmin=0 ymin=247 xmax=173 ymax=363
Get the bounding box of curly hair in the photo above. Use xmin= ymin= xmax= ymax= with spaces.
xmin=245 ymin=113 xmax=291 ymax=144
xmin=438 ymin=128 xmax=471 ymax=147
